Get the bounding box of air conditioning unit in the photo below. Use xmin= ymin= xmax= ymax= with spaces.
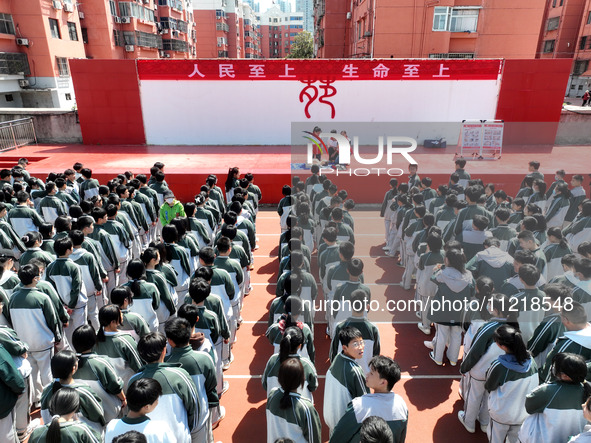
xmin=159 ymin=50 xmax=166 ymax=57
xmin=18 ymin=79 xmax=30 ymax=88
xmin=64 ymin=2 xmax=74 ymax=12
xmin=52 ymin=0 xmax=62 ymax=10
xmin=79 ymin=11 xmax=85 ymax=19
xmin=346 ymin=12 xmax=351 ymax=19
xmin=114 ymin=16 xmax=121 ymax=23
xmin=121 ymin=17 xmax=131 ymax=24
xmin=125 ymin=45 xmax=135 ymax=52
xmin=16 ymin=38 xmax=29 ymax=46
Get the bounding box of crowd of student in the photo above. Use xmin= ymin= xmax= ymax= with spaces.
xmin=376 ymin=159 xmax=591 ymax=443
xmin=0 ymin=159 xmax=262 ymax=442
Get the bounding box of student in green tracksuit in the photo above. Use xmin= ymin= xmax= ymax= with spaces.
xmin=129 ymin=332 xmax=198 ymax=443
xmin=330 ymin=259 xmax=371 ymax=337
xmin=163 ymin=225 xmax=191 ymax=304
xmin=165 ymin=317 xmax=219 ymax=443
xmin=564 ymin=200 xmax=591 ymax=251
xmin=37 ymin=182 xmax=68 ymax=225
xmin=40 ymin=351 xmax=106 ymax=435
xmin=485 ymin=325 xmax=539 ymax=443
xmin=565 ymin=174 xmax=587 ymax=224
xmin=29 ymin=388 xmax=101 ymax=443
xmin=123 ymin=260 xmax=161 ymax=333
xmin=330 ymin=356 xmax=408 ymax=443
xmin=89 ymin=208 xmax=120 ymax=296
xmin=509 ymin=264 xmax=545 ymax=348
xmin=184 ymin=201 xmax=212 ymax=248
xmin=453 ymin=186 xmax=493 ymax=242
xmin=214 ymin=237 xmax=244 ymax=333
xmin=324 ymin=326 xmax=368 ymax=433
xmin=110 ymin=286 xmax=150 ymax=342
xmin=141 ymin=248 xmax=177 ymax=333
xmin=330 ymin=289 xmax=381 ymax=375
xmin=527 ymin=283 xmax=567 ymax=369
xmin=19 ymin=231 xmax=55 ymax=268
xmin=263 ymin=326 xmax=317 ymax=402
xmin=466 ymin=237 xmax=514 ymax=297
xmin=94 ymin=305 xmax=143 ymax=389
xmin=518 ymin=352 xmax=590 ymax=443
xmin=267 ymin=358 xmax=322 ymax=443
xmin=7 ymin=191 xmax=45 ymax=238
xmin=72 ymin=324 xmax=125 ymax=423
xmin=0 ymin=342 xmax=25 ymax=442
xmin=546 ymin=183 xmax=571 ymax=229
xmin=544 ymin=227 xmax=572 ymax=280
xmin=490 ymin=207 xmax=518 ymax=252
xmin=79 ymin=168 xmax=100 ymax=201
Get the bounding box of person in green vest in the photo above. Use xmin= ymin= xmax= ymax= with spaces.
xmin=159 ymin=191 xmax=185 ymax=227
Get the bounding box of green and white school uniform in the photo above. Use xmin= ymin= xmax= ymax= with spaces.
xmin=122 ymin=280 xmax=160 ymax=332
xmin=509 ymin=288 xmax=545 ymax=342
xmin=37 ymin=194 xmax=67 ymax=224
xmin=187 ymin=216 xmax=212 ymax=247
xmin=323 ymin=352 xmax=368 ymax=432
xmin=489 ymin=224 xmax=517 ymax=252
xmin=263 ymin=353 xmax=317 ymax=402
xmin=129 ymin=362 xmax=198 ymax=443
xmin=329 ymin=392 xmax=408 ymax=443
xmin=145 ymin=269 xmax=176 ymax=330
xmin=459 ymin=319 xmax=506 ymax=430
xmin=415 ymin=250 xmax=445 ymax=330
xmin=564 ymin=215 xmax=591 ymax=251
xmin=330 ymin=281 xmax=371 ymax=337
xmin=74 ymin=353 xmax=124 ymax=422
xmin=518 ymin=380 xmax=588 ymax=443
xmin=165 ymin=345 xmax=218 ymax=438
xmin=544 ymin=241 xmax=572 ymax=281
xmin=0 ymin=342 xmax=25 ymax=442
xmin=267 ymin=387 xmax=322 ymax=443
xmin=485 ymin=355 xmax=539 ymax=443
xmin=466 ymin=246 xmax=514 ymax=293
xmin=500 ymin=273 xmax=546 ymax=298
xmin=29 ymin=420 xmax=101 ymax=443
xmin=434 ymin=204 xmax=455 ymax=231
xmin=79 ymin=178 xmax=100 ymax=200
xmin=277 ymin=195 xmax=293 ymax=231
xmin=166 ymin=242 xmax=191 ymax=300
xmin=214 ymin=255 xmax=244 ymax=328
xmin=267 ymin=319 xmax=315 ymax=363
xmin=545 ymin=193 xmax=570 ymax=228
xmin=41 ymin=382 xmax=105 ymax=435
xmin=105 ymin=415 xmax=175 ymax=443
xmin=120 ymin=309 xmax=150 ymax=342
xmin=453 ymin=204 xmax=493 ymax=243
xmin=0 ymin=219 xmax=24 ymax=258
xmin=193 ymin=304 xmax=227 ymax=395
xmin=93 ymin=331 xmax=143 ymax=389
xmin=528 ymin=312 xmax=565 ymax=369
xmin=330 ymin=317 xmax=380 ymax=375
xmin=539 ymin=326 xmax=591 ymax=383
xmin=565 ymin=186 xmax=587 ymax=224
xmin=0 ymin=269 xmax=20 ymax=298
xmin=6 ymin=205 xmax=45 ymax=237
xmin=19 ymin=247 xmax=55 ymax=268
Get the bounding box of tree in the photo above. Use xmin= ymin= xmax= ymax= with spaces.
xmin=287 ymin=31 xmax=314 ymax=59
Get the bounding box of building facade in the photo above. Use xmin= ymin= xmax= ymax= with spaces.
xmin=315 ymin=0 xmax=546 ymax=59
xmin=260 ymin=6 xmax=303 ymax=58
xmin=296 ymin=0 xmax=314 ymax=33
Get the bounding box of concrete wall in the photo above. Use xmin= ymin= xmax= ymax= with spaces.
xmin=555 ymin=108 xmax=591 ymax=145
xmin=0 ymin=108 xmax=82 ymax=144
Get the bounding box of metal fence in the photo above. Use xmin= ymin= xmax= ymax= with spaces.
xmin=0 ymin=118 xmax=37 ymax=152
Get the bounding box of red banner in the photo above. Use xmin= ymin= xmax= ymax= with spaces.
xmin=137 ymin=59 xmax=503 ymax=81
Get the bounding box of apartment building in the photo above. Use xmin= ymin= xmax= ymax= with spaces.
xmin=315 ymin=0 xmax=546 ymax=59
xmin=260 ymin=6 xmax=303 ymax=58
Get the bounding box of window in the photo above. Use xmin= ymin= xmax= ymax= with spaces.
xmin=119 ymin=2 xmax=155 ymax=21
xmin=543 ymin=39 xmax=555 ymax=53
xmin=67 ymin=22 xmax=78 ymax=41
xmin=429 ymin=53 xmax=475 ymax=59
xmin=123 ymin=31 xmax=136 ymax=45
xmin=113 ymin=30 xmax=124 ymax=46
xmin=433 ymin=7 xmax=479 ymax=32
xmin=49 ymin=18 xmax=61 ymax=39
xmin=56 ymin=57 xmax=69 ymax=77
xmin=552 ymin=0 xmax=556 ymax=7
xmin=0 ymin=52 xmax=30 ymax=75
xmin=81 ymin=28 xmax=88 ymax=44
xmin=580 ymin=36 xmax=588 ymax=50
xmin=547 ymin=17 xmax=559 ymax=31
xmin=109 ymin=0 xmax=117 ymax=16
xmin=0 ymin=13 xmax=15 ymax=35
xmin=162 ymin=38 xmax=189 ymax=52
xmin=65 ymin=93 xmax=72 ymax=101
xmin=573 ymin=60 xmax=589 ymax=75
xmin=135 ymin=31 xmax=162 ymax=48
xmin=588 ymin=11 xmax=591 ymax=25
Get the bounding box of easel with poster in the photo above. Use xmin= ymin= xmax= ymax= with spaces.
xmin=457 ymin=119 xmax=504 ymax=160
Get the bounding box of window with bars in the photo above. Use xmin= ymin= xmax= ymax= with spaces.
xmin=0 ymin=52 xmax=30 ymax=75
xmin=81 ymin=28 xmax=88 ymax=43
xmin=547 ymin=17 xmax=559 ymax=31
xmin=135 ymin=31 xmax=162 ymax=48
xmin=581 ymin=36 xmax=588 ymax=50
xmin=433 ymin=7 xmax=479 ymax=32
xmin=119 ymin=2 xmax=155 ymax=21
xmin=109 ymin=0 xmax=117 ymax=16
xmin=216 ymin=22 xmax=229 ymax=31
xmin=162 ymin=38 xmax=189 ymax=52
xmin=429 ymin=53 xmax=475 ymax=59
xmin=0 ymin=13 xmax=15 ymax=35
xmin=543 ymin=39 xmax=555 ymax=53
xmin=113 ymin=30 xmax=124 ymax=46
xmin=123 ymin=31 xmax=136 ymax=45
xmin=573 ymin=60 xmax=589 ymax=75
xmin=56 ymin=57 xmax=69 ymax=77
xmin=49 ymin=18 xmax=61 ymax=39
xmin=67 ymin=22 xmax=78 ymax=41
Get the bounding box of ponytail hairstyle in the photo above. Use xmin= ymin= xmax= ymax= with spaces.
xmin=126 ymin=259 xmax=146 ymax=300
xmin=488 ymin=293 xmax=519 ymax=328
xmin=97 ymin=304 xmax=122 ymax=342
xmin=283 ymin=295 xmax=303 ymax=329
xmin=279 ymin=327 xmax=304 ymax=363
xmin=150 ymin=242 xmax=169 ymax=264
xmin=548 ymin=227 xmax=569 ymax=250
xmin=71 ymin=324 xmax=96 ymax=367
xmin=445 ymin=248 xmax=467 ymax=274
xmin=110 ymin=285 xmax=133 ymax=308
xmin=282 ymin=275 xmax=302 ymax=305
xmin=161 ymin=225 xmax=179 ymax=261
xmin=170 ymin=217 xmax=188 ymax=239
xmin=475 ymin=276 xmax=495 ymax=320
xmin=140 ymin=247 xmax=160 ymax=268
xmin=225 ymin=167 xmax=240 ymax=192
xmin=552 ymin=352 xmax=591 ymax=399
xmin=50 ymin=350 xmax=78 ymax=394
xmin=22 ymin=231 xmax=41 ymax=248
xmin=277 ymin=358 xmax=304 ymax=409
xmin=493 ymin=324 xmax=530 ymax=365
xmin=47 ymin=387 xmax=80 ymax=443
xmin=532 ymin=213 xmax=547 ymax=233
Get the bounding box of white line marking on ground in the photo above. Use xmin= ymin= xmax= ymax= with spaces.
xmin=223 ymin=374 xmax=459 ymax=379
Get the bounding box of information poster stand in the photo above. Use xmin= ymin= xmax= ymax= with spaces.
xmin=457 ymin=119 xmax=504 ymax=160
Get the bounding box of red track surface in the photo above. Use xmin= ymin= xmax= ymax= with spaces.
xmin=213 ymin=210 xmax=488 ymax=443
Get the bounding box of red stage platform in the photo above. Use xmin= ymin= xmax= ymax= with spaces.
xmin=1 ymin=144 xmax=589 ymax=204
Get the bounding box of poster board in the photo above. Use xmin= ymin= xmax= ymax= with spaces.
xmin=459 ymin=120 xmax=504 ymax=159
